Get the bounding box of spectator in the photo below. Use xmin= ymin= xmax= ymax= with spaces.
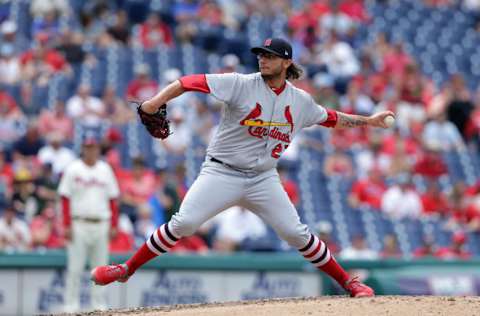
xmin=398 ymin=62 xmax=432 ymax=106
xmin=465 ymin=86 xmax=480 ymax=144
xmin=220 ymin=54 xmax=242 ymax=73
xmin=435 ymin=231 xmax=472 ymax=260
xmin=445 ymin=181 xmax=471 ymax=231
xmin=0 ymin=89 xmax=23 ymax=119
xmin=421 ymin=181 xmax=450 ymax=217
xmin=423 ymin=112 xmax=466 ymax=151
xmin=138 ymin=12 xmax=174 ymax=49
xmin=11 ymin=168 xmax=39 ymax=220
xmin=37 ymin=100 xmax=74 ymax=140
xmin=119 ymin=157 xmax=156 ymax=224
xmin=31 ymin=8 xmax=61 ymax=40
xmin=386 ymin=140 xmax=413 ymax=177
xmin=380 ymin=127 xmax=420 ymax=159
xmin=34 ymin=163 xmax=58 ymax=214
xmin=314 ymin=221 xmax=340 ymax=255
xmin=109 ymin=214 xmax=135 ymax=254
xmin=339 ymin=0 xmax=370 ymax=23
xmin=20 ymin=32 xmax=68 ymax=83
xmin=312 ymin=73 xmax=340 ymax=110
xmin=446 ymin=74 xmax=474 ymax=139
xmin=66 ymin=84 xmax=106 ymax=127
xmin=149 ymin=168 xmax=179 ymax=224
xmin=207 ymin=206 xmax=268 ymax=252
xmin=381 ymin=42 xmax=412 ymax=80
xmin=339 ymin=234 xmax=379 ymax=260
xmin=38 ymin=133 xmax=76 ymax=176
xmin=30 ymin=0 xmax=69 ymax=18
xmin=102 ymin=86 xmax=135 ymax=125
xmin=0 ymin=149 xmax=13 ymax=200
xmin=0 ymin=204 xmax=31 ymax=251
xmin=320 ymin=2 xmax=355 ymax=37
xmin=134 ymin=203 xmax=156 ymax=244
xmin=100 ymin=127 xmax=124 ymax=174
xmin=126 ymin=63 xmax=159 ymax=101
xmin=394 ymin=64 xmax=434 ymax=132
xmin=278 ymin=164 xmax=300 ymax=206
xmin=160 ymin=107 xmax=192 ymax=156
xmin=349 ymin=167 xmax=387 ymax=210
xmin=323 ymin=147 xmax=354 ymax=178
xmin=0 ymin=42 xmax=21 ymax=85
xmin=191 ymin=98 xmax=215 ymax=146
xmin=317 ymin=31 xmax=360 ymax=92
xmin=195 ymin=0 xmax=225 ymax=51
xmin=380 ymin=234 xmax=402 ymax=258
xmin=458 ymin=180 xmax=480 ymax=232
xmin=339 ymin=81 xmax=376 ymax=116
xmin=170 ymin=234 xmax=209 ymax=253
xmin=413 ymin=146 xmax=448 ymax=178
xmin=413 ymin=235 xmax=437 ymax=258
xmin=1 ymin=20 xmax=28 ymax=54
xmin=288 ymin=5 xmax=319 ymax=39
xmin=30 ymin=206 xmax=64 ymax=249
xmin=56 ymin=30 xmax=87 ymax=66
xmin=381 ymin=174 xmax=423 ymax=219
xmin=355 ymin=135 xmax=391 ymax=178
xmin=160 ymin=68 xmax=189 ymax=113
xmin=173 ymin=0 xmax=201 ymax=22
xmin=12 ymin=121 xmax=45 ymax=159
xmin=107 ymin=10 xmax=131 ymax=45
xmin=0 ymin=91 xmax=25 ymax=149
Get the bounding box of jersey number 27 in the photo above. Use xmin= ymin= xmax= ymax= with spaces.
xmin=271 ymin=143 xmax=289 ymax=159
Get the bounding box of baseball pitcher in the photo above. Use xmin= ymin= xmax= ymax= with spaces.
xmin=92 ymin=38 xmax=395 ymax=297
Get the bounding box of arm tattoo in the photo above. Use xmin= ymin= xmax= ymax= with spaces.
xmin=337 ymin=112 xmax=369 ymax=128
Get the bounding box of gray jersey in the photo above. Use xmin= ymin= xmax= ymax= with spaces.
xmin=205 ymin=72 xmax=328 ymax=171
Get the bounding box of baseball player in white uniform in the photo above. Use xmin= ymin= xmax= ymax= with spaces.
xmin=59 ymin=137 xmax=120 ymax=312
xmin=92 ymin=38 xmax=394 ymax=297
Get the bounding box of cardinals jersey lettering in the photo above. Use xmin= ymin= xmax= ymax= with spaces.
xmin=181 ymin=72 xmax=328 ymax=171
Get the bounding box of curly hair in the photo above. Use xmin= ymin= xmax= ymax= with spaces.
xmin=286 ymin=62 xmax=304 ymax=80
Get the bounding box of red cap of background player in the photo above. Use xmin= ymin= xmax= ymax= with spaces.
xmin=83 ymin=136 xmax=99 ymax=146
xmin=452 ymin=231 xmax=467 ymax=244
xmin=251 ymin=38 xmax=293 ymax=59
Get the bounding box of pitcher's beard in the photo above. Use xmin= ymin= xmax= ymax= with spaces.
xmin=261 ymin=70 xmax=282 ymax=81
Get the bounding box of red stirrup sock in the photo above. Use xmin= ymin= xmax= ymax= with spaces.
xmin=298 ymin=234 xmax=350 ymax=286
xmin=125 ymin=222 xmax=180 ymax=274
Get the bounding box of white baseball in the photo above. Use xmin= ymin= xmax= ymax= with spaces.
xmin=384 ymin=115 xmax=395 ymax=128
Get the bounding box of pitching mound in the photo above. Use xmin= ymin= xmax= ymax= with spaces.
xmin=76 ymin=296 xmax=479 ymax=316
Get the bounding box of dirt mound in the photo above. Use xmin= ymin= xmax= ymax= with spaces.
xmin=72 ymin=296 xmax=479 ymax=316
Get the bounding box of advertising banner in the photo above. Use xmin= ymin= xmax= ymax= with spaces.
xmin=1 ymin=269 xmax=320 ymax=315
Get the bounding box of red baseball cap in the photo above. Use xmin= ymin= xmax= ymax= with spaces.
xmin=452 ymin=232 xmax=467 ymax=244
xmin=83 ymin=136 xmax=99 ymax=146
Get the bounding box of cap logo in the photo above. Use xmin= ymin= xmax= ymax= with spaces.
xmin=285 ymin=50 xmax=288 ymax=56
xmin=264 ymin=38 xmax=272 ymax=46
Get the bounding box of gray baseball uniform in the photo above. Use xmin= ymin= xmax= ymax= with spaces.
xmin=150 ymin=72 xmax=331 ymax=262
xmin=91 ymin=38 xmax=375 ymax=298
xmin=91 ymin=38 xmax=375 ymax=297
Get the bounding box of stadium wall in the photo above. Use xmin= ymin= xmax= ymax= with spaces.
xmin=0 ymin=252 xmax=479 ymax=315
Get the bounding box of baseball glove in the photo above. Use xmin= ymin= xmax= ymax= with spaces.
xmin=133 ymin=101 xmax=171 ymax=139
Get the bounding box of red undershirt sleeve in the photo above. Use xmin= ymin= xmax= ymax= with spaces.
xmin=110 ymin=199 xmax=119 ymax=229
xmin=61 ymin=196 xmax=71 ymax=228
xmin=179 ymin=74 xmax=211 ymax=93
xmin=319 ymin=108 xmax=338 ymax=128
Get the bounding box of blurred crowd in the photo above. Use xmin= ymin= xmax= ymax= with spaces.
xmin=0 ymin=0 xmax=480 ymax=260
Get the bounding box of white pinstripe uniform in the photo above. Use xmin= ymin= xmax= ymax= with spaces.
xmin=58 ymin=159 xmax=120 ymax=311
